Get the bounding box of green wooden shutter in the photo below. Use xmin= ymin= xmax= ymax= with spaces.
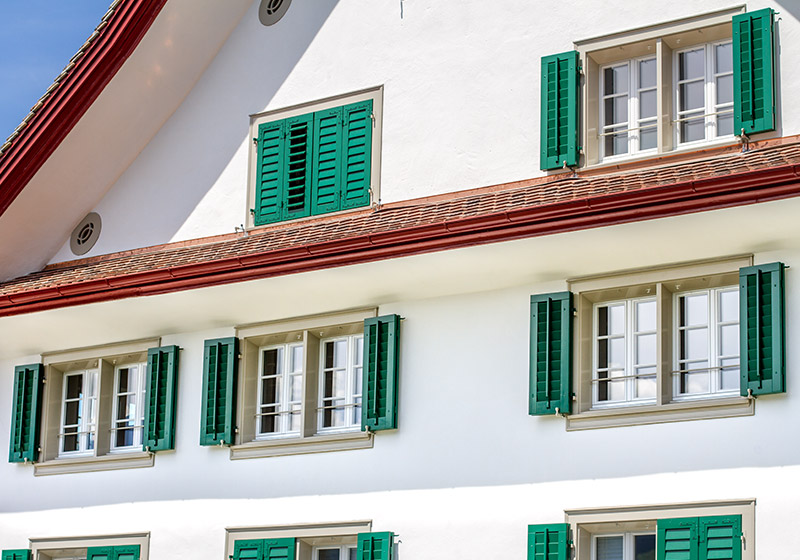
xmin=357 ymin=532 xmax=393 ymax=560
xmin=87 ymin=546 xmax=139 ymax=560
xmin=527 ymin=523 xmax=570 ymax=560
xmin=2 ymin=550 xmax=31 ymax=560
xmin=733 ymin=8 xmax=775 ymax=135
xmin=699 ymin=516 xmax=742 ymax=560
xmin=283 ymin=114 xmax=314 ymax=221
xmin=340 ymin=100 xmax=373 ymax=210
xmin=263 ymin=539 xmax=296 ymax=560
xmin=8 ymin=363 xmax=43 ymax=463
xmin=657 ymin=517 xmax=698 ymax=560
xmin=143 ymin=345 xmax=180 ymax=451
xmin=362 ymin=314 xmax=400 ymax=431
xmin=255 ymin=120 xmax=286 ymax=225
xmin=233 ymin=540 xmax=263 ymax=560
xmin=740 ymin=262 xmax=785 ymax=396
xmin=540 ymin=51 xmax=579 ymax=171
xmin=200 ymin=337 xmax=239 ymax=446
xmin=311 ymin=106 xmax=344 ymax=215
xmin=529 ymin=292 xmax=573 ymax=415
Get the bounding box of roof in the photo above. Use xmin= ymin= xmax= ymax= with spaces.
xmin=0 ymin=0 xmax=168 ymax=217
xmin=2 ymin=136 xmax=800 ymax=317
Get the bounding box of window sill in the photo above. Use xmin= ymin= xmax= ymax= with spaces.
xmin=565 ymin=396 xmax=753 ymax=431
xmin=230 ymin=430 xmax=373 ymax=460
xmin=33 ymin=451 xmax=154 ymax=476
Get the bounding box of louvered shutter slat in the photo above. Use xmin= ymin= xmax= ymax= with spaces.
xmin=733 ymin=9 xmax=775 ymax=135
xmin=143 ymin=345 xmax=179 ymax=451
xmin=8 ymin=364 xmax=43 ymax=463
xmin=540 ymin=51 xmax=579 ymax=171
xmin=362 ymin=315 xmax=400 ymax=431
xmin=529 ymin=292 xmax=573 ymax=415
xmin=311 ymin=107 xmax=344 ymax=215
xmin=527 ymin=524 xmax=569 ymax=560
xmin=255 ymin=121 xmax=285 ymax=225
xmin=283 ymin=114 xmax=313 ymax=220
xmin=341 ymin=100 xmax=373 ymax=210
xmin=739 ymin=262 xmax=785 ymax=396
xmin=200 ymin=337 xmax=239 ymax=445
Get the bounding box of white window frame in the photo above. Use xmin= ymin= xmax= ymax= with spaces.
xmin=592 ymin=531 xmax=655 ymax=560
xmin=312 ymin=545 xmax=358 ymax=560
xmin=59 ymin=369 xmax=99 ymax=457
xmin=672 ymin=286 xmax=740 ymax=401
xmin=592 ymin=297 xmax=658 ymax=409
xmin=255 ymin=342 xmax=304 ymax=439
xmin=599 ymin=55 xmax=658 ymax=161
xmin=567 ymin=256 xmax=753 ymax=430
xmin=110 ymin=361 xmax=147 ymax=452
xmin=317 ymin=334 xmax=364 ymax=433
xmin=673 ymin=39 xmax=734 ymax=148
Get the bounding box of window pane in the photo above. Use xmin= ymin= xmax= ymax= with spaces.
xmin=716 ymin=114 xmax=733 ymax=137
xmin=682 ymin=294 xmax=708 ymax=326
xmin=605 ymin=130 xmax=628 ymax=156
xmin=684 ymin=328 xmax=709 ymax=360
xmin=116 ymin=427 xmax=133 ymax=448
xmin=679 ymin=81 xmax=705 ymax=112
xmin=324 ymin=341 xmax=335 ymax=369
xmin=65 ymin=401 xmax=80 ymax=425
xmin=354 ymin=337 xmax=364 ymax=367
xmin=263 ymin=348 xmax=281 ymax=375
xmin=118 ymin=368 xmax=130 ymax=392
xmin=597 ymin=536 xmax=623 ymax=560
xmin=720 ymin=324 xmax=739 ymax=356
xmin=719 ymin=289 xmax=739 ymax=322
xmin=260 ymin=407 xmax=277 ymax=433
xmin=635 ymin=534 xmax=656 ymax=560
xmin=716 ymin=74 xmax=733 ymax=104
xmin=63 ymin=430 xmax=79 ymax=452
xmin=640 ymin=126 xmax=657 ymax=150
xmin=116 ymin=395 xmax=131 ymax=420
xmin=290 ymin=374 xmax=303 ymax=401
xmin=639 ymin=90 xmax=657 ymax=119
xmin=715 ymin=42 xmax=732 ymax=74
xmin=349 ymin=549 xmax=357 ymax=560
xmin=291 ymin=345 xmax=304 ymax=371
xmin=318 ymin=550 xmax=340 ymax=560
xmin=636 ymin=300 xmax=656 ymax=331
xmin=679 ymin=48 xmax=704 ymax=80
xmin=66 ymin=374 xmax=83 ymax=399
xmin=261 ymin=377 xmax=279 ymax=405
xmin=636 ymin=333 xmax=656 ymax=364
xmin=605 ymin=96 xmax=628 ymax=126
xmin=639 ymin=58 xmax=656 ymax=89
xmin=604 ymin=65 xmax=628 ymax=95
xmin=609 ymin=337 xmax=625 ymax=369
xmin=609 ymin=304 xmax=625 ymax=335
xmin=334 ymin=340 xmax=347 ymax=368
xmin=682 ymin=361 xmax=710 ymax=393
xmin=720 ymin=357 xmax=740 ymax=391
xmin=636 ymin=371 xmax=657 ymax=399
xmin=680 ymin=116 xmax=705 ymax=142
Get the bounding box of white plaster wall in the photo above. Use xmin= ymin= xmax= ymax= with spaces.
xmin=48 ymin=0 xmax=800 ymax=262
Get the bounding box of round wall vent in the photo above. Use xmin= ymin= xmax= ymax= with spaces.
xmin=259 ymin=0 xmax=292 ymax=26
xmin=70 ymin=212 xmax=102 ymax=256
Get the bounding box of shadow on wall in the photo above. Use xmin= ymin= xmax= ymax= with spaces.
xmin=87 ymin=0 xmax=340 ymax=254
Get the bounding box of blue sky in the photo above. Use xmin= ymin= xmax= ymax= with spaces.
xmin=0 ymin=1 xmax=112 ymax=141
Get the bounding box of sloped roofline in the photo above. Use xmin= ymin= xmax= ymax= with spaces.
xmin=0 ymin=0 xmax=168 ymax=217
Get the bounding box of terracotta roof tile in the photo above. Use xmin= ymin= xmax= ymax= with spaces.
xmin=3 ymin=138 xmax=800 ymax=298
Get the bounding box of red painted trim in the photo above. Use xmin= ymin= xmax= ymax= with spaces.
xmin=0 ymin=0 xmax=168 ymax=217
xmin=2 ymin=163 xmax=800 ymax=317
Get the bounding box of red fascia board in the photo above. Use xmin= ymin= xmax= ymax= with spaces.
xmin=0 ymin=0 xmax=168 ymax=217
xmin=2 ymin=163 xmax=800 ymax=317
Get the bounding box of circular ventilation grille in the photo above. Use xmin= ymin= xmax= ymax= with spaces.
xmin=259 ymin=0 xmax=292 ymax=26
xmin=70 ymin=212 xmax=102 ymax=256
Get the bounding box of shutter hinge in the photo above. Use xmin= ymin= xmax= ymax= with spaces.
xmin=249 ymin=208 xmax=255 ymax=215
xmin=252 ymin=137 xmax=258 ymax=146
xmin=369 ymin=112 xmax=376 ymax=127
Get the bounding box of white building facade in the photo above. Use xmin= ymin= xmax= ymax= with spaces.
xmin=2 ymin=1 xmax=800 ymax=559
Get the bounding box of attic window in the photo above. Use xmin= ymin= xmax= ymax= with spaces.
xmin=259 ymin=0 xmax=291 ymax=26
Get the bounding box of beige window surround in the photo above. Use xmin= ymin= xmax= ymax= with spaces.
xmin=566 ymin=255 xmax=753 ymax=431
xmin=575 ymin=5 xmax=745 ymax=167
xmin=231 ymin=308 xmax=377 ymax=459
xmin=225 ymin=521 xmax=372 ymax=560
xmin=31 ymin=533 xmax=150 ymax=560
xmin=565 ymin=499 xmax=755 ymax=560
xmin=36 ymin=338 xmax=160 ymax=476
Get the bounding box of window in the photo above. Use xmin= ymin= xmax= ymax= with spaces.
xmin=225 ymin=522 xmax=395 ymax=560
xmin=248 ymin=87 xmax=383 ymax=227
xmin=540 ymin=7 xmax=776 ymax=170
xmin=30 ymin=534 xmax=149 ymax=560
xmin=199 ymin=310 xmax=400 ymax=459
xmin=526 ymin=499 xmax=754 ymax=560
xmin=8 ymin=339 xmax=179 ymax=475
xmin=529 ymin=257 xmax=786 ymax=429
